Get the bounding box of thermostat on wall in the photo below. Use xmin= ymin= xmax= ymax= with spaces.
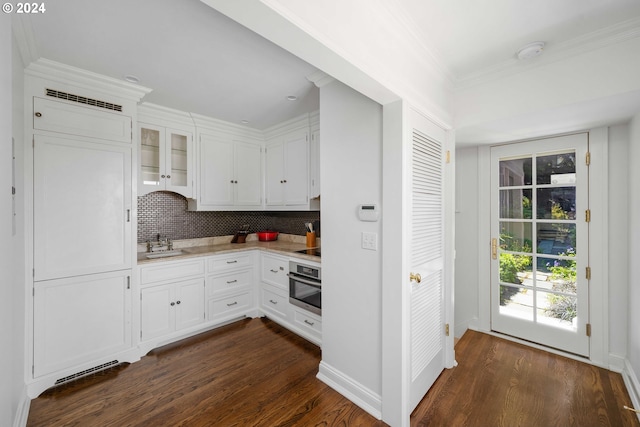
xmin=358 ymin=204 xmax=379 ymax=222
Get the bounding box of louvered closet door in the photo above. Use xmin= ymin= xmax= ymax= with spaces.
xmin=408 ymin=118 xmax=446 ymax=412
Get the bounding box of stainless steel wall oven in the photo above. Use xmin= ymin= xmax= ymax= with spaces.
xmin=288 ymin=260 xmax=321 ymax=315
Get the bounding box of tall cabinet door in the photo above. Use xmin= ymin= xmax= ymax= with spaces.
xmin=265 ymin=142 xmax=285 ymax=206
xmin=284 ymin=131 xmax=309 ymax=206
xmin=199 ymin=134 xmax=234 ymax=206
xmin=33 ymin=135 xmax=132 ymax=281
xmin=234 ymin=141 xmax=262 ymax=206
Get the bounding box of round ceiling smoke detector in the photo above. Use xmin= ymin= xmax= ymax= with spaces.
xmin=516 ymin=42 xmax=545 ymax=60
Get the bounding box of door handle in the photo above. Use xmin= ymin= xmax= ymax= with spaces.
xmin=409 ymin=272 xmax=421 ymax=283
xmin=491 ymin=238 xmax=497 ymax=260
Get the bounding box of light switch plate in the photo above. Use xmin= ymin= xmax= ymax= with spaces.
xmin=362 ymin=232 xmax=378 ymax=251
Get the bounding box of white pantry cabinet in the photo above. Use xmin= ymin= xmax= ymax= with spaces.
xmin=139 ymin=123 xmax=193 ymax=197
xmin=33 ymin=96 xmax=132 ymax=143
xmin=33 ymin=134 xmax=132 ymax=281
xmin=33 ymin=270 xmax=132 ymax=377
xmin=265 ymin=128 xmax=309 ymax=208
xmin=194 ymin=134 xmax=262 ymax=209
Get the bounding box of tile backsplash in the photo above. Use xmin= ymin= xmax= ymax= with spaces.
xmin=137 ymin=191 xmax=320 ymax=243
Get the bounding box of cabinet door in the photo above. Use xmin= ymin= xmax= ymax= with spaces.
xmin=165 ymin=128 xmax=193 ymax=198
xmin=309 ymin=130 xmax=320 ymax=199
xmin=265 ymin=142 xmax=285 ymax=206
xmin=234 ymin=141 xmax=262 ymax=206
xmin=199 ymin=134 xmax=234 ymax=206
xmin=175 ymin=278 xmax=205 ymax=331
xmin=284 ymin=131 xmax=309 ymax=205
xmin=139 ymin=123 xmax=165 ymax=194
xmin=34 ymin=97 xmax=131 ymax=143
xmin=33 ymin=135 xmax=132 ymax=281
xmin=33 ymin=271 xmax=132 ymax=377
xmin=141 ymin=283 xmax=174 ymax=341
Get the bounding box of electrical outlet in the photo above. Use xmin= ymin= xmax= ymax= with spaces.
xmin=362 ymin=231 xmax=378 ymax=251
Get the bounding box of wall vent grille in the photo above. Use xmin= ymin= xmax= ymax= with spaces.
xmin=45 ymin=89 xmax=123 ymax=112
xmin=54 ymin=360 xmax=120 ymax=385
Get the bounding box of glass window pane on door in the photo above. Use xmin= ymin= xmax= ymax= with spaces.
xmin=536 ymin=152 xmax=576 ymax=185
xmin=499 ymin=157 xmax=532 ymax=186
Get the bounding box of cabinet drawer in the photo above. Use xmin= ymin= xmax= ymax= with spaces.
xmin=140 ymin=259 xmax=205 ymax=284
xmin=261 ymin=253 xmax=288 ymax=289
xmin=261 ymin=285 xmax=289 ymax=319
xmin=207 ymin=269 xmax=252 ymax=296
xmin=293 ymin=308 xmax=322 ymax=335
xmin=208 ymin=253 xmax=252 ymax=272
xmin=208 ymin=291 xmax=253 ymax=321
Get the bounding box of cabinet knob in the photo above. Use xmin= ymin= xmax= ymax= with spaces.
xmin=176 ymin=300 xmax=181 ymax=305
xmin=230 ymin=180 xmax=234 ymax=183
xmin=167 ymin=175 xmax=171 ymax=179
xmin=283 ymin=179 xmax=287 ymax=183
xmin=170 ymin=302 xmax=175 ymax=306
xmin=35 ymin=112 xmax=42 ymax=117
xmin=161 ymin=175 xmax=166 ymax=178
xmin=234 ymin=180 xmax=238 ymax=184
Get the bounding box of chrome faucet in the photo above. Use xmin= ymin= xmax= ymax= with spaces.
xmin=146 ymin=235 xmax=173 ymax=252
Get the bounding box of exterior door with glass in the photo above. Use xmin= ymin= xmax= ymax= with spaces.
xmin=490 ymin=133 xmax=590 ymax=356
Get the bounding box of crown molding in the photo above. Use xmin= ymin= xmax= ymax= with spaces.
xmin=455 ymin=16 xmax=640 ymax=90
xmin=306 ymin=70 xmax=335 ymax=88
xmin=190 ymin=112 xmax=264 ymax=141
xmin=25 ymin=58 xmax=152 ymax=101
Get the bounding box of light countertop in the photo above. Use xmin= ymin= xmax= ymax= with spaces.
xmin=137 ymin=234 xmax=320 ymax=264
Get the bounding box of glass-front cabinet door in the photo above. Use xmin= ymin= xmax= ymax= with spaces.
xmin=139 ymin=124 xmax=192 ymax=198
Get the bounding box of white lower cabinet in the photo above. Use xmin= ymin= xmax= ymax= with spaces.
xmin=258 ymin=252 xmax=322 ymax=346
xmin=33 ymin=270 xmax=132 ymax=377
xmin=140 ymin=278 xmax=205 ymax=341
xmin=206 ymin=252 xmax=256 ymax=323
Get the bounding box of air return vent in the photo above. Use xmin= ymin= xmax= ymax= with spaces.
xmin=54 ymin=360 xmax=120 ymax=385
xmin=46 ymin=89 xmax=123 ymax=112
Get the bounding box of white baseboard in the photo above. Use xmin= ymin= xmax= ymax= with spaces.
xmin=13 ymin=386 xmax=30 ymax=427
xmin=317 ymin=361 xmax=382 ymax=420
xmin=609 ymin=353 xmax=626 ymax=373
xmin=454 ymin=317 xmax=478 ymax=339
xmin=623 ymin=359 xmax=640 ymax=422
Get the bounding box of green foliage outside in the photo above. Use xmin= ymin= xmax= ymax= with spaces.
xmin=545 ymin=248 xmax=577 ymax=322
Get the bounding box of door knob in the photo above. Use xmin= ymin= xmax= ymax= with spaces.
xmin=409 ymin=272 xmax=421 ymax=283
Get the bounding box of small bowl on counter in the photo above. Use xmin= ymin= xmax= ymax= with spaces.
xmin=257 ymin=231 xmax=279 ymax=241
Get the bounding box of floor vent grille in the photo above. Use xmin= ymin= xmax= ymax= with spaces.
xmin=54 ymin=360 xmax=120 ymax=385
xmin=45 ymin=88 xmax=123 ymax=112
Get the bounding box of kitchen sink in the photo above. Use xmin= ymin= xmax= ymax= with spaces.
xmin=145 ymin=250 xmax=185 ymax=259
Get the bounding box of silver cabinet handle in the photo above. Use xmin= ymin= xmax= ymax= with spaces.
xmin=269 ymin=299 xmax=278 ymax=305
xmin=226 ymin=301 xmax=238 ymax=307
xmin=304 ymin=320 xmax=315 ymax=326
xmin=227 ymin=260 xmax=238 ymax=264
xmin=126 ymin=209 xmax=131 ymax=222
xmin=270 ymin=269 xmax=278 ymax=273
xmin=226 ymin=279 xmax=237 ymax=284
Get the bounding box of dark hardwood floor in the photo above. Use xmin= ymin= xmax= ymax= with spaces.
xmin=28 ymin=319 xmax=639 ymax=427
xmin=411 ymin=330 xmax=640 ymax=427
xmin=27 ymin=318 xmax=384 ymax=427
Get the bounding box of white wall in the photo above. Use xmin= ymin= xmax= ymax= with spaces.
xmin=453 ymin=147 xmax=480 ymax=337
xmin=318 ymin=79 xmax=383 ymax=410
xmin=628 ymin=113 xmax=640 ymax=384
xmin=608 ymin=125 xmax=629 ymax=362
xmin=0 ymin=12 xmax=13 ymax=426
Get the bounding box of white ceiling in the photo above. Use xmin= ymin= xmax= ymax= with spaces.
xmin=26 ymin=0 xmax=320 ymax=130
xmin=21 ymin=0 xmax=640 ymax=136
xmin=393 ymin=0 xmax=640 ymax=81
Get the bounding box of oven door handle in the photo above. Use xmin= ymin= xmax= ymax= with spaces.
xmin=287 ymin=273 xmax=321 ymax=288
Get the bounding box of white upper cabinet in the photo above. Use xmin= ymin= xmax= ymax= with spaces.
xmin=139 ymin=124 xmax=193 ymax=197
xmin=138 ymin=103 xmax=195 ymax=198
xmin=193 ymin=133 xmax=262 ymax=210
xmin=265 ymin=128 xmax=310 ymax=208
